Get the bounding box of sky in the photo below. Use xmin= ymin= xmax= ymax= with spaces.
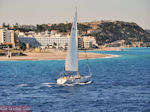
xmin=0 ymin=0 xmax=150 ymax=29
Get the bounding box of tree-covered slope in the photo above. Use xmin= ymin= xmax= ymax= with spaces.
xmin=88 ymin=21 xmax=150 ymax=47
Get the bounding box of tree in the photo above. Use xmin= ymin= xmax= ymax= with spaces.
xmin=15 ymin=22 xmax=19 ymax=26
xmin=53 ymin=42 xmax=57 ymax=46
xmin=19 ymin=42 xmax=26 ymax=51
xmin=2 ymin=22 xmax=6 ymax=28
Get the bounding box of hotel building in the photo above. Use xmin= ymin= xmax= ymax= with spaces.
xmin=0 ymin=28 xmax=15 ymax=47
xmin=18 ymin=36 xmax=69 ymax=47
xmin=18 ymin=36 xmax=83 ymax=49
xmin=82 ymin=36 xmax=97 ymax=48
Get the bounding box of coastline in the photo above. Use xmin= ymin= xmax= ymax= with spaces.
xmin=0 ymin=51 xmax=118 ymax=61
xmin=83 ymin=47 xmax=121 ymax=51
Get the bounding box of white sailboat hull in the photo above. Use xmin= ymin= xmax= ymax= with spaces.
xmin=57 ymin=75 xmax=91 ymax=85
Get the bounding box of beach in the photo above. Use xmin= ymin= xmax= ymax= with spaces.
xmin=0 ymin=50 xmax=113 ymax=61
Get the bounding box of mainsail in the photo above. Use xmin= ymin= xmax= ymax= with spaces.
xmin=65 ymin=10 xmax=78 ymax=71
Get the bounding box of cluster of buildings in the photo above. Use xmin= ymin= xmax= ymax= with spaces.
xmin=0 ymin=28 xmax=98 ymax=50
xmin=18 ymin=30 xmax=98 ymax=49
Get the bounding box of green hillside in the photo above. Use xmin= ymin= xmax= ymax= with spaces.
xmin=87 ymin=21 xmax=150 ymax=47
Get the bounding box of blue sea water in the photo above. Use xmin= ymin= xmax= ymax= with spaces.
xmin=0 ymin=48 xmax=150 ymax=112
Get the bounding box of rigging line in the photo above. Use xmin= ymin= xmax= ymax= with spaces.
xmin=84 ymin=49 xmax=92 ymax=76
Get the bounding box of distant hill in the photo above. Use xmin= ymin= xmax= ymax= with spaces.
xmin=145 ymin=29 xmax=150 ymax=34
xmin=86 ymin=21 xmax=150 ymax=47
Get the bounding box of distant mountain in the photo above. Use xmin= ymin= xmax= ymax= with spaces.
xmin=86 ymin=21 xmax=150 ymax=47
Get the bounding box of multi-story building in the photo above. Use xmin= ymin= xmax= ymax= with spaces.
xmin=18 ymin=36 xmax=69 ymax=48
xmin=18 ymin=36 xmax=83 ymax=49
xmin=78 ymin=36 xmax=83 ymax=49
xmin=0 ymin=28 xmax=15 ymax=47
xmin=82 ymin=36 xmax=97 ymax=49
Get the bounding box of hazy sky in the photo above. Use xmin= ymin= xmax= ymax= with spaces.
xmin=0 ymin=0 xmax=150 ymax=29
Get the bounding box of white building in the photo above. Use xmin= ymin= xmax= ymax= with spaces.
xmin=18 ymin=36 xmax=70 ymax=48
xmin=51 ymin=30 xmax=59 ymax=36
xmin=18 ymin=36 xmax=83 ymax=49
xmin=18 ymin=32 xmax=25 ymax=36
xmin=34 ymin=31 xmax=51 ymax=37
xmin=0 ymin=28 xmax=15 ymax=47
xmin=82 ymin=36 xmax=97 ymax=48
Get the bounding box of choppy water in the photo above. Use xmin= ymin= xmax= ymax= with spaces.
xmin=0 ymin=48 xmax=150 ymax=112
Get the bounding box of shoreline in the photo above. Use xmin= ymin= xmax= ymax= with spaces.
xmin=0 ymin=52 xmax=119 ymax=61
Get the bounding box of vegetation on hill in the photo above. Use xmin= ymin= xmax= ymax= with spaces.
xmin=4 ymin=22 xmax=91 ymax=33
xmin=36 ymin=23 xmax=91 ymax=32
xmin=86 ymin=21 xmax=150 ymax=47
xmin=36 ymin=23 xmax=72 ymax=32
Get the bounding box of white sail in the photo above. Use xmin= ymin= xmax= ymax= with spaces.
xmin=65 ymin=10 xmax=78 ymax=71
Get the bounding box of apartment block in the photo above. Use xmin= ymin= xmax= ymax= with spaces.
xmin=18 ymin=36 xmax=83 ymax=49
xmin=0 ymin=28 xmax=15 ymax=47
xmin=82 ymin=36 xmax=97 ymax=49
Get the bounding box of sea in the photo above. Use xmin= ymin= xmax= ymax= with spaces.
xmin=0 ymin=48 xmax=150 ymax=112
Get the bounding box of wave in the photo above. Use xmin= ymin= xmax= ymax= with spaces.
xmin=16 ymin=81 xmax=92 ymax=88
xmin=17 ymin=84 xmax=28 ymax=87
xmin=104 ymin=54 xmax=121 ymax=58
xmin=41 ymin=82 xmax=57 ymax=88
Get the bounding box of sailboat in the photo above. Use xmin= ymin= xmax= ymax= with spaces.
xmin=57 ymin=9 xmax=92 ymax=85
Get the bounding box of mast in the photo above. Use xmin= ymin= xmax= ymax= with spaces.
xmin=65 ymin=9 xmax=78 ymax=72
